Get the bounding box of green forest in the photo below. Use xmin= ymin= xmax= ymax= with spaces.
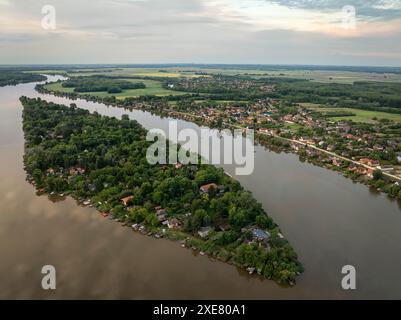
xmin=20 ymin=97 xmax=303 ymax=285
xmin=0 ymin=71 xmax=46 ymax=87
xmin=61 ymin=76 xmax=146 ymax=93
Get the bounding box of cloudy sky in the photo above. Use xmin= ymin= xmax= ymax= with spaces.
xmin=0 ymin=0 xmax=401 ymax=66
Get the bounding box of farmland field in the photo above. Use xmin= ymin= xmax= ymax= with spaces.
xmin=116 ymin=68 xmax=401 ymax=84
xmin=44 ymin=78 xmax=189 ymax=99
xmin=303 ymin=103 xmax=401 ymax=123
xmin=29 ymin=66 xmax=401 ymax=84
xmin=250 ymin=70 xmax=401 ymax=84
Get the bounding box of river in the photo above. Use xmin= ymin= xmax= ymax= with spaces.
xmin=0 ymin=75 xmax=400 ymax=299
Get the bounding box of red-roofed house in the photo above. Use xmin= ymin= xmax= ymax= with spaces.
xmin=200 ymin=183 xmax=218 ymax=193
xmin=360 ymin=158 xmax=380 ymax=167
xmin=121 ymin=196 xmax=134 ymax=206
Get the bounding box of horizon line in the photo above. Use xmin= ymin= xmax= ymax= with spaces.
xmin=1 ymin=63 xmax=401 ymax=69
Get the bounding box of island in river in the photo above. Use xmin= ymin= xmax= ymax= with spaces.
xmin=0 ymin=71 xmax=46 ymax=87
xmin=20 ymin=96 xmax=303 ymax=285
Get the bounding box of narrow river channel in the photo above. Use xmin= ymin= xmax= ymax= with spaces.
xmin=0 ymin=75 xmax=400 ymax=299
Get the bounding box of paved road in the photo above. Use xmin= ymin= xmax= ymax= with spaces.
xmin=259 ymin=131 xmax=401 ymax=183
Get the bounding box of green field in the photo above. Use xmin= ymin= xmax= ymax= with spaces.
xmin=303 ymin=103 xmax=401 ymax=123
xmin=29 ymin=67 xmax=206 ymax=79
xmin=45 ymin=82 xmax=75 ymax=93
xmin=99 ymin=67 xmax=401 ymax=84
xmin=66 ymin=69 xmax=196 ymax=78
xmin=30 ymin=66 xmax=401 ymax=84
xmin=44 ymin=78 xmax=189 ymax=99
xmin=250 ymin=70 xmax=401 ymax=84
xmin=284 ymin=123 xmax=303 ymax=131
xmin=124 ymin=68 xmax=401 ymax=84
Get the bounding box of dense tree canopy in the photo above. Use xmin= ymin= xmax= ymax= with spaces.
xmin=20 ymin=96 xmax=303 ymax=285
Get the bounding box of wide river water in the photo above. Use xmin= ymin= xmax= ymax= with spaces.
xmin=1 ymin=75 xmax=401 ymax=299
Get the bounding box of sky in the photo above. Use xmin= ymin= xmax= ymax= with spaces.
xmin=0 ymin=0 xmax=401 ymax=66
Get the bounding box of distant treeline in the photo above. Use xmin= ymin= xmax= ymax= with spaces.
xmin=2 ymin=64 xmax=401 ymax=74
xmin=0 ymin=71 xmax=46 ymax=87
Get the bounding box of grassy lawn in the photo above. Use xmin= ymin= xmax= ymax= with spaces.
xmin=44 ymin=79 xmax=189 ymax=99
xmin=45 ymin=82 xmax=74 ymax=93
xmin=284 ymin=123 xmax=303 ymax=131
xmin=302 ymin=103 xmax=401 ymax=123
xmin=330 ymin=110 xmax=401 ymax=123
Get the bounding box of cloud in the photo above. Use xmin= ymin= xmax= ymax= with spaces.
xmin=269 ymin=0 xmax=401 ymax=19
xmin=0 ymin=0 xmax=400 ymax=65
xmin=205 ymin=0 xmax=401 ymax=36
